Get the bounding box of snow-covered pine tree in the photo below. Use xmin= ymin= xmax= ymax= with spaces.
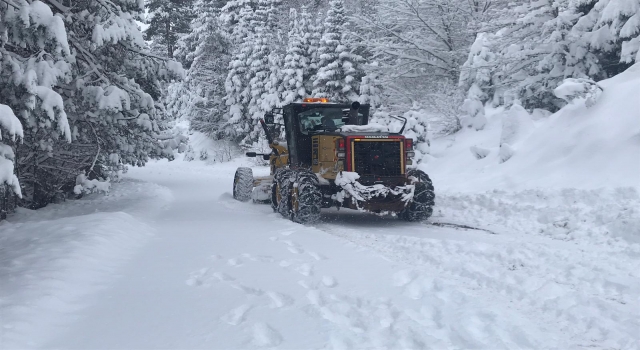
xmin=224 ymin=2 xmax=256 ymax=142
xmin=498 ymin=0 xmax=580 ymax=109
xmin=246 ymin=0 xmax=277 ymax=120
xmin=312 ymin=0 xmax=364 ymax=102
xmin=304 ymin=8 xmax=321 ymax=94
xmin=263 ymin=51 xmax=284 ymax=111
xmin=578 ymin=0 xmax=639 ymax=71
xmin=459 ymin=32 xmax=497 ymax=130
xmin=144 ymin=0 xmax=196 ymax=58
xmin=0 ymin=105 xmax=23 ymax=199
xmin=358 ymin=66 xmax=383 ymax=109
xmin=260 ymin=0 xmax=285 ymax=114
xmin=170 ymin=0 xmax=231 ymax=138
xmin=220 ymin=0 xmax=256 ymax=41
xmin=281 ymin=8 xmax=309 ymax=104
xmin=2 ymin=0 xmax=182 ymax=208
xmin=227 ymin=0 xmax=283 ymax=147
xmin=244 ymin=0 xmax=282 ymax=146
xmin=461 ymin=0 xmax=611 ymax=112
xmin=1 ymin=0 xmax=73 ymax=207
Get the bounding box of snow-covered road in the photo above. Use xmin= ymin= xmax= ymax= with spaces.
xmin=1 ymin=159 xmax=639 ymax=349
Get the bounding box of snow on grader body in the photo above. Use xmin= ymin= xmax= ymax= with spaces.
xmin=232 ymin=99 xmax=435 ymax=224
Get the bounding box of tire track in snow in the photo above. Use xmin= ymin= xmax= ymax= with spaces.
xmin=314 ymin=211 xmax=640 ymax=349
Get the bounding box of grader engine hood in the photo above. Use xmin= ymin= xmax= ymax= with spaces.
xmin=312 ymin=133 xmax=413 ymax=182
xmin=342 ymin=134 xmax=409 ymax=182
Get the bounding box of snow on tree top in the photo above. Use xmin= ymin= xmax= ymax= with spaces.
xmin=0 ymin=104 xmax=24 ymax=141
xmin=24 ymin=1 xmax=70 ymax=55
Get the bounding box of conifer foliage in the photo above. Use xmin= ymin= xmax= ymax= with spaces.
xmin=222 ymin=0 xmax=288 ymax=147
xmin=312 ymin=0 xmax=363 ymax=102
xmin=460 ymin=0 xmax=639 ymax=113
xmin=175 ymin=0 xmax=370 ymax=148
xmin=144 ymin=0 xmax=196 ymax=58
xmin=169 ymin=0 xmax=230 ymax=138
xmin=281 ymin=8 xmax=309 ymax=105
xmin=1 ymin=0 xmax=182 ymax=209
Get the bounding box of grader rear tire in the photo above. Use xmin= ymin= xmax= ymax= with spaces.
xmin=274 ymin=169 xmax=294 ymax=217
xmin=233 ymin=167 xmax=254 ymax=202
xmin=272 ymin=168 xmax=289 ymax=213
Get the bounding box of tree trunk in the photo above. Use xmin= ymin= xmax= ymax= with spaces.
xmin=166 ymin=15 xmax=173 ymax=58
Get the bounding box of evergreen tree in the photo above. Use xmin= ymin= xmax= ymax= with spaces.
xmin=144 ymin=0 xmax=196 ymax=58
xmin=0 ymin=105 xmax=24 ymax=198
xmin=578 ymin=0 xmax=639 ymax=71
xmin=460 ymin=0 xmax=612 ymax=112
xmin=224 ymin=2 xmax=257 ymax=142
xmin=244 ymin=0 xmax=282 ymax=146
xmin=358 ymin=66 xmax=383 ymax=109
xmin=220 ymin=0 xmax=256 ymax=41
xmin=306 ymin=16 xmax=324 ymax=94
xmin=312 ymin=0 xmax=364 ymax=102
xmin=246 ymin=0 xmax=275 ymax=122
xmin=263 ymin=51 xmax=285 ymax=110
xmin=1 ymin=0 xmax=182 ymax=208
xmin=223 ymin=0 xmax=283 ymax=146
xmin=282 ymin=8 xmax=309 ymax=104
xmin=170 ymin=0 xmax=231 ymax=138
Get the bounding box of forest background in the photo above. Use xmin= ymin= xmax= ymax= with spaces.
xmin=0 ymin=0 xmax=638 ymax=216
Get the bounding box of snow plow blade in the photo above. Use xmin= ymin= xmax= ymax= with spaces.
xmin=335 ymin=173 xmax=415 ymax=213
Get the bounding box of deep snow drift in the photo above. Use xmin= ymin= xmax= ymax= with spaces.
xmin=425 ymin=63 xmax=640 ymax=192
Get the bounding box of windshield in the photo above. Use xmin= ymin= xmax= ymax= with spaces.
xmin=299 ymin=107 xmax=363 ymax=134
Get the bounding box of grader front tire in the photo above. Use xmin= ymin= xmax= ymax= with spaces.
xmin=233 ymin=167 xmax=254 ymax=202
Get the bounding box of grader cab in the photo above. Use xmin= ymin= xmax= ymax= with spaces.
xmin=232 ymin=98 xmax=435 ymax=224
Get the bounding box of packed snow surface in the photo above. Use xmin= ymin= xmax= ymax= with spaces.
xmin=1 ymin=158 xmax=638 ymax=349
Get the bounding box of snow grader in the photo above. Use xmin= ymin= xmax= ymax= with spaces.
xmin=232 ymin=98 xmax=435 ymax=224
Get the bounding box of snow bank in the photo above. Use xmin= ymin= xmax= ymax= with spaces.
xmin=0 ymin=179 xmax=172 ymax=348
xmin=435 ymin=188 xmax=640 ymax=245
xmin=0 ymin=212 xmax=151 ymax=348
xmin=425 ymin=63 xmax=640 ymax=192
xmin=554 ymin=78 xmax=603 ymax=107
xmin=74 ymin=172 xmax=111 ymax=195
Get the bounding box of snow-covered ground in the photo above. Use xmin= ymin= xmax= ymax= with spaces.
xmin=1 ymin=157 xmax=638 ymax=349
xmin=1 ymin=62 xmax=638 ymax=350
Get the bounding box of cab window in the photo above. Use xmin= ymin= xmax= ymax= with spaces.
xmin=298 ymin=108 xmax=363 ymax=134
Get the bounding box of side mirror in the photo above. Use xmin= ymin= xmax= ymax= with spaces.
xmin=264 ymin=113 xmax=275 ymax=124
xmin=262 ymin=154 xmax=271 ymax=161
xmin=246 ymin=152 xmax=257 ymax=157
